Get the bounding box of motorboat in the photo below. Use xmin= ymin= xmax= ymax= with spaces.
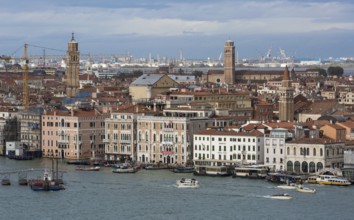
xmin=270 ymin=193 xmax=292 ymax=200
xmin=295 ymin=185 xmax=316 ymax=193
xmin=176 ymin=178 xmax=199 ymax=188
xmin=112 ymin=167 xmax=137 ymax=174
xmin=76 ymin=166 xmax=101 ymax=171
xmin=277 ymin=183 xmax=297 ymax=190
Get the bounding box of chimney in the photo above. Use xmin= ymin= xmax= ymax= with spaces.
xmin=71 ymin=108 xmax=74 ymax=116
xmin=153 ymin=103 xmax=157 ymax=112
xmin=135 ymin=105 xmax=138 ymax=113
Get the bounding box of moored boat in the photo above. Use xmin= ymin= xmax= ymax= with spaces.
xmin=307 ymin=176 xmax=317 ymax=184
xmin=112 ymin=167 xmax=137 ymax=174
xmin=28 ymin=169 xmax=65 ymax=191
xmin=76 ymin=166 xmax=101 ymax=171
xmin=233 ymin=165 xmax=269 ymax=178
xmin=175 ymin=178 xmax=199 ymax=188
xmin=1 ymin=179 xmax=11 ymax=185
xmin=270 ymin=193 xmax=292 ymax=200
xmin=295 ymin=185 xmax=316 ymax=193
xmin=194 ymin=165 xmax=232 ymax=177
xmin=315 ymin=175 xmax=351 ymax=186
xmin=171 ymin=167 xmax=194 ymax=173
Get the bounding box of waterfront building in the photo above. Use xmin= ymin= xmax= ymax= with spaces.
xmin=19 ymin=107 xmax=44 ymax=157
xmin=136 ymin=106 xmax=216 ymax=165
xmin=104 ymin=106 xmax=142 ymax=162
xmin=264 ymin=128 xmax=293 ymax=171
xmin=65 ymin=33 xmax=80 ymax=98
xmin=41 ymin=108 xmax=108 ymax=159
xmin=193 ymin=129 xmax=264 ymax=166
xmin=0 ymin=107 xmax=20 ymax=155
xmin=278 ymin=66 xmax=294 ymax=122
xmin=285 ymin=137 xmax=345 ymax=173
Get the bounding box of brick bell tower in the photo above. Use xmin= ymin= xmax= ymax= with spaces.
xmin=278 ymin=66 xmax=294 ymax=121
xmin=65 ymin=33 xmax=80 ymax=98
xmin=223 ymin=40 xmax=235 ymax=84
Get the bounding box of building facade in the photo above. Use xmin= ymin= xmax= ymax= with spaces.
xmin=42 ymin=109 xmax=108 ymax=159
xmin=285 ymin=138 xmax=345 ymax=173
xmin=193 ymin=130 xmax=264 ymax=166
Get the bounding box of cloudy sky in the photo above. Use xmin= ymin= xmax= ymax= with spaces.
xmin=1 ymin=0 xmax=354 ymax=60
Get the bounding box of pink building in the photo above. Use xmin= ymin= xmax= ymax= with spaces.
xmin=42 ymin=108 xmax=108 ymax=160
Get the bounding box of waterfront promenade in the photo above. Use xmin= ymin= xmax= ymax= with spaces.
xmin=0 ymin=157 xmax=353 ymax=220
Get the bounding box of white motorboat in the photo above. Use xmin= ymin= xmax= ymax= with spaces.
xmin=176 ymin=178 xmax=199 ymax=188
xmin=277 ymin=183 xmax=297 ymax=190
xmin=270 ymin=193 xmax=292 ymax=200
xmin=296 ymin=185 xmax=316 ymax=193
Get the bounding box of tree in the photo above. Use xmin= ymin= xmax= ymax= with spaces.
xmin=327 ymin=66 xmax=344 ymax=77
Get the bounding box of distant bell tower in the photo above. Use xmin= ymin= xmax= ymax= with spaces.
xmin=223 ymin=40 xmax=235 ymax=84
xmin=278 ymin=66 xmax=294 ymax=122
xmin=66 ymin=33 xmax=80 ymax=98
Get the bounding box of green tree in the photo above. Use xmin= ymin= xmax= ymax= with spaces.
xmin=327 ymin=66 xmax=344 ymax=77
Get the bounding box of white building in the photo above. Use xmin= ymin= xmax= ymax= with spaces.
xmin=264 ymin=128 xmax=293 ymax=171
xmin=193 ymin=129 xmax=264 ymax=166
xmin=285 ymin=137 xmax=345 ymax=174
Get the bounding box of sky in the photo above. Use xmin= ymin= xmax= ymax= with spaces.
xmin=1 ymin=0 xmax=354 ymax=60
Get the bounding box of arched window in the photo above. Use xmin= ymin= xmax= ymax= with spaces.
xmin=320 ymin=148 xmax=323 ymax=156
xmin=302 ymin=161 xmax=308 ymax=173
xmin=309 ymin=162 xmax=316 ymax=173
xmin=307 ymin=148 xmax=309 ymax=156
xmin=294 ymin=161 xmax=300 ymax=173
xmin=287 ymin=147 xmax=290 ymax=155
xmin=317 ymin=162 xmax=323 ymax=172
xmin=287 ymin=161 xmax=293 ymax=172
xmin=300 ymin=147 xmax=303 ymax=155
xmin=294 ymin=147 xmax=296 ymax=156
xmin=313 ymin=148 xmax=316 ymax=156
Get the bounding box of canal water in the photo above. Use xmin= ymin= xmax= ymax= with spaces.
xmin=0 ymin=157 xmax=353 ymax=220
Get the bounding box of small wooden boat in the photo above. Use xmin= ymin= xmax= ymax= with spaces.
xmin=1 ymin=179 xmax=11 ymax=185
xmin=171 ymin=167 xmax=194 ymax=173
xmin=271 ymin=193 xmax=292 ymax=200
xmin=296 ymin=185 xmax=316 ymax=193
xmin=76 ymin=166 xmax=101 ymax=171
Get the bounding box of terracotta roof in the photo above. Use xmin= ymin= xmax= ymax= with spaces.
xmin=337 ymin=121 xmax=354 ymax=129
xmin=322 ymin=124 xmax=346 ymax=130
xmin=194 ymin=129 xmax=264 ymax=137
xmin=288 ymin=137 xmax=341 ymax=144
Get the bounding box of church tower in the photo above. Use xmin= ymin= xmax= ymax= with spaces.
xmin=65 ymin=33 xmax=80 ymax=98
xmin=278 ymin=66 xmax=294 ymax=121
xmin=223 ymin=40 xmax=235 ymax=84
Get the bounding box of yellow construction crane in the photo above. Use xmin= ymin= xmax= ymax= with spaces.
xmin=23 ymin=44 xmax=29 ymax=110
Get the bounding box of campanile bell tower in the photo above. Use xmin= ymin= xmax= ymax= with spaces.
xmin=66 ymin=33 xmax=80 ymax=98
xmin=224 ymin=40 xmax=235 ymax=84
